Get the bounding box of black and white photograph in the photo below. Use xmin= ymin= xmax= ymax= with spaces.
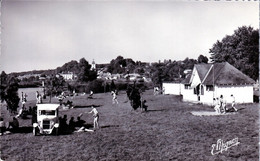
xmin=0 ymin=0 xmax=259 ymax=160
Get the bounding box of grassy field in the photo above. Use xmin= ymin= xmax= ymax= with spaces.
xmin=0 ymin=89 xmax=259 ymax=160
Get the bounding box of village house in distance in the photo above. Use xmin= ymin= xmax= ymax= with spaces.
xmin=163 ymin=62 xmax=255 ymax=105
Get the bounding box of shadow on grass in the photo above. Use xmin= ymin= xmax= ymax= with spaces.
xmin=238 ymin=107 xmax=245 ymax=111
xmin=87 ymin=97 xmax=99 ymax=100
xmin=12 ymin=126 xmax=72 ymax=136
xmin=56 ymin=124 xmax=94 ymax=135
xmin=146 ymin=109 xmax=167 ymax=112
xmin=74 ymin=105 xmax=102 ymax=108
xmin=8 ymin=125 xmax=97 ymax=135
xmin=83 ymin=123 xmax=94 ymax=129
xmin=9 ymin=126 xmax=33 ymax=133
xmin=101 ymin=125 xmax=120 ymax=129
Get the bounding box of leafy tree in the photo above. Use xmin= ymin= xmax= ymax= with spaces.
xmin=107 ymin=56 xmax=136 ymax=74
xmin=149 ymin=57 xmax=197 ymax=85
xmin=56 ymin=60 xmax=79 ymax=74
xmin=77 ymin=58 xmax=97 ymax=82
xmin=198 ymin=55 xmax=208 ymax=63
xmin=45 ymin=75 xmax=66 ymax=102
xmin=182 ymin=57 xmax=197 ymax=70
xmin=126 ymin=63 xmax=136 ymax=73
xmin=127 ymin=82 xmax=141 ymax=110
xmin=209 ymin=26 xmax=259 ymax=80
xmin=0 ymin=73 xmax=20 ymax=114
xmin=0 ymin=71 xmax=8 ymax=101
xmin=150 ymin=63 xmax=165 ymax=87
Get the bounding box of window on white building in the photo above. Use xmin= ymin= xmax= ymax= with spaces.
xmin=184 ymin=84 xmax=190 ymax=89
xmin=206 ymin=85 xmax=214 ymax=91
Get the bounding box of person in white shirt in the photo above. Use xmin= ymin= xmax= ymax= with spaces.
xmin=88 ymin=106 xmax=99 ymax=129
xmin=214 ymin=98 xmax=221 ymax=114
xmin=219 ymin=95 xmax=226 ymax=113
xmin=36 ymin=91 xmax=40 ymax=104
xmin=230 ymin=94 xmax=238 ymax=111
xmin=111 ymin=91 xmax=118 ymax=104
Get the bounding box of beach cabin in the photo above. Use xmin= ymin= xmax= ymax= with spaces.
xmin=182 ymin=62 xmax=255 ymax=105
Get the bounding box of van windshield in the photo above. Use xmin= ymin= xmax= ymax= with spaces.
xmin=40 ymin=110 xmax=56 ymax=116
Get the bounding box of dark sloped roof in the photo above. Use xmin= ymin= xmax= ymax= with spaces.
xmin=194 ymin=63 xmax=212 ymax=81
xmin=203 ymin=62 xmax=255 ymax=85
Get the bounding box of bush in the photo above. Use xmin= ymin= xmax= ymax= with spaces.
xmin=86 ymin=80 xmax=104 ymax=93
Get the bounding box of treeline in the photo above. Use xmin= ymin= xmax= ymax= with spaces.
xmin=210 ymin=26 xmax=258 ymax=80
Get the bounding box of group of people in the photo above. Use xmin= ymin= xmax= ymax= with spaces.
xmin=153 ymin=87 xmax=165 ymax=95
xmin=0 ymin=117 xmax=20 ymax=135
xmin=214 ymin=94 xmax=238 ymax=114
xmin=58 ymin=106 xmax=99 ymax=134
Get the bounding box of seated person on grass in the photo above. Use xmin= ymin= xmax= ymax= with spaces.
xmin=63 ymin=100 xmax=73 ymax=109
xmin=16 ymin=107 xmax=28 ymax=119
xmin=141 ymin=98 xmax=148 ymax=112
xmin=8 ymin=117 xmax=19 ymax=133
xmin=69 ymin=117 xmax=76 ymax=132
xmin=75 ymin=116 xmax=86 ymax=128
xmin=88 ymin=91 xmax=94 ymax=99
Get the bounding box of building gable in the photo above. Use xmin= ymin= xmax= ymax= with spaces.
xmin=190 ymin=67 xmax=202 ymax=88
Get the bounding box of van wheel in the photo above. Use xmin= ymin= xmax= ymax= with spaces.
xmin=54 ymin=128 xmax=59 ymax=136
xmin=33 ymin=127 xmax=39 ymax=136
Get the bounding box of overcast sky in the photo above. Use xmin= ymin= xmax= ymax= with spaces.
xmin=1 ymin=1 xmax=259 ymax=73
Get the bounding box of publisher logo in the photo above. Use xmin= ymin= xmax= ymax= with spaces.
xmin=211 ymin=137 xmax=240 ymax=155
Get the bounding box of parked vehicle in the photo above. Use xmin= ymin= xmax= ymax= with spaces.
xmin=33 ymin=104 xmax=60 ymax=136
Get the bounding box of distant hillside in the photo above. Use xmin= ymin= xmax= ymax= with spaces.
xmin=9 ymin=69 xmax=56 ymax=77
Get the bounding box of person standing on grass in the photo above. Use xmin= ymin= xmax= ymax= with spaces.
xmin=141 ymin=97 xmax=148 ymax=112
xmin=214 ymin=98 xmax=221 ymax=114
xmin=88 ymin=106 xmax=99 ymax=129
xmin=219 ymin=95 xmax=226 ymax=113
xmin=111 ymin=91 xmax=118 ymax=105
xmin=36 ymin=91 xmax=40 ymax=104
xmin=231 ymin=94 xmax=238 ymax=111
xmin=22 ymin=98 xmax=26 ymax=108
xmin=21 ymin=92 xmax=24 ymax=103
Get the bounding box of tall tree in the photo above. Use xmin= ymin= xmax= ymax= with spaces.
xmin=209 ymin=26 xmax=259 ymax=80
xmin=198 ymin=55 xmax=208 ymax=64
xmin=77 ymin=58 xmax=97 ymax=82
xmin=0 ymin=73 xmax=20 ymax=113
xmin=0 ymin=71 xmax=8 ymax=101
xmin=45 ymin=75 xmax=66 ymax=102
xmin=107 ymin=56 xmax=136 ymax=74
xmin=150 ymin=63 xmax=165 ymax=87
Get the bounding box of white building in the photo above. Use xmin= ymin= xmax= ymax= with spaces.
xmin=162 ymin=82 xmax=183 ymax=95
xmin=59 ymin=72 xmax=75 ymax=80
xmin=163 ymin=62 xmax=255 ymax=105
xmin=124 ymin=73 xmax=142 ymax=81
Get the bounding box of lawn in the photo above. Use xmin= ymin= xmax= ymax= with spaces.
xmin=0 ymin=89 xmax=259 ymax=160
